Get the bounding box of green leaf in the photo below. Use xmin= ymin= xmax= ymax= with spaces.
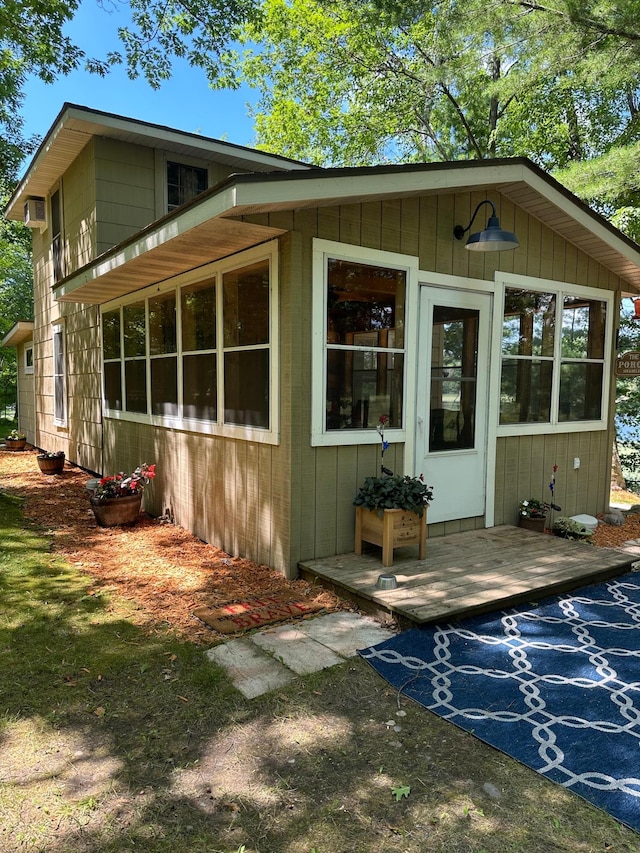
xmin=391 ymin=785 xmax=411 ymax=801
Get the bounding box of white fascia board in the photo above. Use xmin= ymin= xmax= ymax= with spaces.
xmin=229 ymin=162 xmax=530 ymax=210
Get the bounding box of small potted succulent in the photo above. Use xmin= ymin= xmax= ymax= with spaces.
xmin=5 ymin=430 xmax=27 ymax=451
xmin=37 ymin=450 xmax=65 ymax=474
xmin=88 ymin=463 xmax=156 ymax=527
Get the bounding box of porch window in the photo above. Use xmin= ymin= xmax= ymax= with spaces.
xmin=100 ymin=243 xmax=278 ymax=443
xmin=499 ymin=285 xmax=608 ymax=426
xmin=325 ymin=259 xmax=406 ymax=430
xmin=51 ymin=188 xmax=64 ymax=283
xmin=52 ymin=323 xmax=67 ymax=426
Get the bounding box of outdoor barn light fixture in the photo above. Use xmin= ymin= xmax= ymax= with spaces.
xmin=454 ymin=199 xmax=520 ymax=252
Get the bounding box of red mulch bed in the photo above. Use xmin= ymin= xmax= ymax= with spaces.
xmin=0 ymin=449 xmax=349 ymax=645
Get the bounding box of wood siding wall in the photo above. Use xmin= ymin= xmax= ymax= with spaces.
xmin=242 ymin=191 xmax=622 ymax=568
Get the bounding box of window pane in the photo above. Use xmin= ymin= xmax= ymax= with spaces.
xmin=182 ymin=280 xmax=216 ymax=351
xmin=224 ymin=350 xmax=269 ymax=427
xmin=123 ymin=302 xmax=146 ymax=358
xmin=167 ymin=162 xmax=208 ymax=211
xmin=327 ymin=259 xmax=406 ymax=347
xmin=125 ymin=360 xmax=147 ymax=413
xmin=104 ymin=362 xmax=122 ymax=410
xmin=102 ymin=310 xmax=121 ymax=360
xmin=561 ymin=297 xmax=606 ymax=359
xmin=149 ymin=291 xmax=176 ymax=355
xmin=54 ymin=375 xmax=65 ymax=421
xmin=502 ymin=289 xmax=555 ymax=356
xmin=223 ymin=260 xmax=270 ymax=347
xmin=559 ymin=363 xmax=603 ymax=421
xmin=326 ymin=350 xmax=404 ymax=430
xmin=25 ymin=347 xmax=33 ymax=368
xmin=54 ymin=329 xmax=64 ymax=375
xmin=151 ymin=356 xmax=178 ymax=416
xmin=184 ymin=353 xmax=217 ymax=420
xmin=499 ymin=358 xmax=553 ymax=424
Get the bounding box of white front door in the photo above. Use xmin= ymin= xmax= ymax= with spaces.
xmin=416 ymin=286 xmax=491 ymax=524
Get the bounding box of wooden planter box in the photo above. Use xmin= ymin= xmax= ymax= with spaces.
xmin=518 ymin=515 xmax=546 ymax=533
xmin=37 ymin=455 xmax=65 ymax=474
xmin=355 ymin=505 xmax=427 ymax=568
xmin=90 ymin=492 xmax=143 ymax=527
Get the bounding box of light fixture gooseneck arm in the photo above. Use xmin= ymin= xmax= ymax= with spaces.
xmin=453 ymin=200 xmax=497 ymax=241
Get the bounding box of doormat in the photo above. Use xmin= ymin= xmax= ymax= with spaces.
xmin=193 ymin=593 xmax=325 ymax=634
xmin=359 ymin=571 xmax=640 ymax=833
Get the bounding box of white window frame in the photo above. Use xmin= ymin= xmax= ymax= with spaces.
xmin=492 ymin=272 xmax=614 ymax=436
xmin=24 ymin=344 xmax=34 ymax=375
xmin=52 ymin=322 xmax=67 ymax=427
xmin=100 ymin=241 xmax=280 ymax=445
xmin=311 ymin=238 xmax=419 ymax=448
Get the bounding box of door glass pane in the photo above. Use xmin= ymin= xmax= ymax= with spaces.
xmin=429 ymin=306 xmax=478 ymax=451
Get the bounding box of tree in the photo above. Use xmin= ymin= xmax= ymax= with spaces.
xmin=237 ymin=0 xmax=640 ymax=175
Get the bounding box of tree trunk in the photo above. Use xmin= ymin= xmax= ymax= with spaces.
xmin=612 ymin=437 xmax=626 ymax=490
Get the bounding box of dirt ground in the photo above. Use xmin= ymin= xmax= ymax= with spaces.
xmin=0 ymin=449 xmax=347 ymax=644
xmin=1 ymin=448 xmax=638 ymax=646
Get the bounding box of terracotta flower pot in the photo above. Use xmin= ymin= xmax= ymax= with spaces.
xmin=37 ymin=455 xmax=65 ymax=474
xmin=90 ymin=492 xmax=143 ymax=527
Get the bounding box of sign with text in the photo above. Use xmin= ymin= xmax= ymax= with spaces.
xmin=616 ymin=351 xmax=640 ymax=376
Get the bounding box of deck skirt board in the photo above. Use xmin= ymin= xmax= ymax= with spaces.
xmin=299 ymin=526 xmax=634 ymax=626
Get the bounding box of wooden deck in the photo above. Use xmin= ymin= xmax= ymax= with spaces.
xmin=299 ymin=525 xmax=637 ymax=628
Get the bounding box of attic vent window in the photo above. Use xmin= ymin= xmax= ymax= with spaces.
xmin=167 ymin=162 xmax=208 ymax=211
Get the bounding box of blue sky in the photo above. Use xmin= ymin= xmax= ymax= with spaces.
xmin=21 ymin=2 xmax=258 ymax=149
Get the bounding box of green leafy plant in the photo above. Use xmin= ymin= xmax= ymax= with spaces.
xmin=519 ymin=498 xmax=547 ymax=519
xmin=6 ymin=429 xmax=25 ymax=440
xmin=552 ymin=516 xmax=594 ymax=541
xmin=354 ymin=474 xmax=433 ymax=517
xmin=354 ymin=414 xmax=434 ymax=516
xmin=92 ymin=463 xmax=156 ymax=502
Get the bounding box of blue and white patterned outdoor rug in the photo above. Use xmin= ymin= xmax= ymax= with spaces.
xmin=359 ymin=571 xmax=640 ymax=831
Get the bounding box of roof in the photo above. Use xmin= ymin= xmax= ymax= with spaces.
xmin=5 ymin=103 xmax=312 ymax=222
xmin=51 ymin=157 xmax=640 ymax=304
xmin=2 ymin=321 xmax=34 ymax=347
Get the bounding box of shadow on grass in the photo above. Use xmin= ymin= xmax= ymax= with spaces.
xmin=0 ymin=491 xmax=638 ymax=853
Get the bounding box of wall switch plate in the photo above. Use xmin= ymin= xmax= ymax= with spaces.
xmin=573 ymin=457 xmax=580 ymax=469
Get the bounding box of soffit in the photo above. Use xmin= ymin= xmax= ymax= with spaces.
xmin=54 ymin=218 xmax=285 ymax=304
xmin=2 ymin=321 xmax=34 ymax=347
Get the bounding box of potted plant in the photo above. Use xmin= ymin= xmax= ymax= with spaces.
xmin=5 ymin=430 xmax=27 ymax=451
xmin=37 ymin=450 xmax=65 ymax=474
xmin=518 ymin=498 xmax=548 ymax=532
xmin=353 ymin=415 xmax=434 ymax=567
xmin=89 ymin=463 xmax=156 ymax=527
xmin=552 ymin=516 xmax=594 ymax=541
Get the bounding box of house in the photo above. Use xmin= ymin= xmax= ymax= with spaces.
xmin=4 ymin=103 xmax=640 ymax=579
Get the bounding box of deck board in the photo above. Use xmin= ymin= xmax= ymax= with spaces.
xmin=298 ymin=525 xmax=636 ymax=626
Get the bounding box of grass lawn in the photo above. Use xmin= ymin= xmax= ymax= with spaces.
xmin=1 ymin=454 xmax=639 ymax=851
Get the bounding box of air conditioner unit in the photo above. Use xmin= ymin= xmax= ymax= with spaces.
xmin=24 ymin=197 xmax=46 ymax=229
